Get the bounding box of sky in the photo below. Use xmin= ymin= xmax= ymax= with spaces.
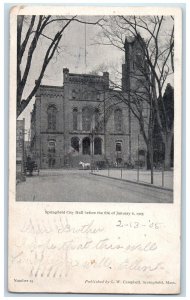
xmin=18 ymin=16 xmax=124 ymax=135
xmin=18 ymin=15 xmax=174 ymax=136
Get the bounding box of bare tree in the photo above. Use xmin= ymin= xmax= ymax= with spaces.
xmin=17 ymin=15 xmax=103 ymax=117
xmin=98 ymin=15 xmax=174 ymax=169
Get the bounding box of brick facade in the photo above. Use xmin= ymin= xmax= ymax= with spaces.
xmin=30 ymin=37 xmax=148 ymax=169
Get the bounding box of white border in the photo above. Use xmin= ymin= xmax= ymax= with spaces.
xmin=2 ymin=0 xmax=188 ymax=299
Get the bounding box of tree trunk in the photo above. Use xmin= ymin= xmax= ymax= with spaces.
xmin=146 ymin=150 xmax=151 ymax=170
xmin=147 ymin=141 xmax=154 ymax=184
xmin=164 ymin=132 xmax=173 ymax=170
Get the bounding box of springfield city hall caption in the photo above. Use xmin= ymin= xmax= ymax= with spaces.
xmin=16 ymin=15 xmax=174 ymax=203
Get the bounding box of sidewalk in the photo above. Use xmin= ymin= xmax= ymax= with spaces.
xmin=92 ymin=169 xmax=173 ymax=190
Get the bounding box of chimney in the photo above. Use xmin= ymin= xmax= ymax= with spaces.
xmin=103 ymin=72 xmax=109 ymax=89
xmin=63 ymin=68 xmax=69 ymax=84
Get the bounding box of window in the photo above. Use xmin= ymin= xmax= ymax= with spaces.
xmin=114 ymin=109 xmax=122 ymax=132
xmin=48 ymin=140 xmax=56 ymax=167
xmin=139 ymin=149 xmax=145 ymax=156
xmin=71 ymin=137 xmax=79 ymax=152
xmin=97 ymin=93 xmax=100 ymax=101
xmin=47 ymin=105 xmax=57 ymax=130
xmin=82 ymin=107 xmax=91 ymax=131
xmin=82 ymin=137 xmax=91 ymax=155
xmin=116 ymin=157 xmax=122 ymax=164
xmin=94 ymin=137 xmax=102 ymax=155
xmin=73 ymin=108 xmax=78 ymax=130
xmin=72 ymin=89 xmax=76 ymax=99
xmin=48 ymin=140 xmax=56 ymax=153
xmin=94 ymin=108 xmax=100 ymax=130
xmin=116 ymin=142 xmax=122 ymax=152
xmin=135 ymin=49 xmax=144 ymax=69
xmin=136 ymin=54 xmax=142 ymax=65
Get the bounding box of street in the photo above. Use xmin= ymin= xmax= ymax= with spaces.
xmin=16 ymin=169 xmax=173 ymax=203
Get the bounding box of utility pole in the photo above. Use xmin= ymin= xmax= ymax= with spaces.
xmin=90 ymin=127 xmax=95 ymax=171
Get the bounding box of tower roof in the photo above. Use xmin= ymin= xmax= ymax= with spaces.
xmin=125 ymin=36 xmax=136 ymax=44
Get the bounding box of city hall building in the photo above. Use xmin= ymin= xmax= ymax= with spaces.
xmin=30 ymin=37 xmax=148 ymax=169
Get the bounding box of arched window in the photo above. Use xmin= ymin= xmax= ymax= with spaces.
xmin=47 ymin=105 xmax=57 ymax=130
xmin=48 ymin=140 xmax=56 ymax=153
xmin=116 ymin=141 xmax=122 ymax=152
xmin=114 ymin=109 xmax=122 ymax=132
xmin=139 ymin=149 xmax=145 ymax=156
xmin=71 ymin=137 xmax=79 ymax=152
xmin=94 ymin=137 xmax=102 ymax=155
xmin=94 ymin=108 xmax=100 ymax=130
xmin=82 ymin=137 xmax=91 ymax=155
xmin=82 ymin=107 xmax=91 ymax=131
xmin=133 ymin=48 xmax=143 ymax=70
xmin=72 ymin=89 xmax=76 ymax=99
xmin=48 ymin=140 xmax=56 ymax=168
xmin=116 ymin=157 xmax=122 ymax=164
xmin=136 ymin=53 xmax=142 ymax=66
xmin=73 ymin=108 xmax=78 ymax=131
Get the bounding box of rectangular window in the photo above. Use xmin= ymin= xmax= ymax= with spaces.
xmin=82 ymin=107 xmax=91 ymax=131
xmin=47 ymin=106 xmax=57 ymax=130
xmin=73 ymin=108 xmax=78 ymax=131
xmin=48 ymin=140 xmax=56 ymax=153
xmin=116 ymin=142 xmax=122 ymax=152
xmin=114 ymin=109 xmax=122 ymax=132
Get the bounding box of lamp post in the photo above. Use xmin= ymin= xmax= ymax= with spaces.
xmin=116 ymin=150 xmax=119 ymax=168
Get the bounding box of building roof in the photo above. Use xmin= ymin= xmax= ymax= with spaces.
xmin=125 ymin=36 xmax=136 ymax=44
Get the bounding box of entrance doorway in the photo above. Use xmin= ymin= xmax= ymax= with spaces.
xmin=82 ymin=137 xmax=91 ymax=155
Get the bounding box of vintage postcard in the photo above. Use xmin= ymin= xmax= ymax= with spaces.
xmin=9 ymin=5 xmax=182 ymax=294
